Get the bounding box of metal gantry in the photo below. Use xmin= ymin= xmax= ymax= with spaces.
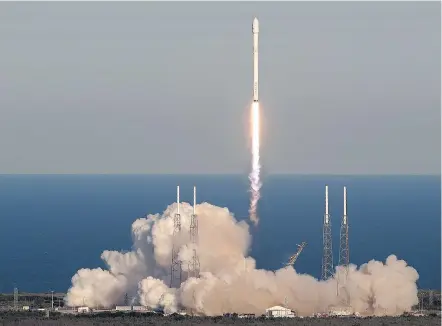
xmin=286 ymin=242 xmax=307 ymax=267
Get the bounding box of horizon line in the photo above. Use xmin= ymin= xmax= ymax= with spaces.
xmin=0 ymin=173 xmax=439 ymax=177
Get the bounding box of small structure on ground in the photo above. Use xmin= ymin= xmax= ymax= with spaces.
xmin=77 ymin=306 xmax=90 ymax=313
xmin=265 ymin=305 xmax=296 ymax=318
xmin=328 ymin=305 xmax=353 ymax=316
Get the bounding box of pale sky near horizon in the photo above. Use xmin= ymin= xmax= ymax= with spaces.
xmin=0 ymin=2 xmax=440 ymax=174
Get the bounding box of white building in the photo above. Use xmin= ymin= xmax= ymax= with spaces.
xmin=77 ymin=307 xmax=90 ymax=313
xmin=132 ymin=306 xmax=149 ymax=312
xmin=265 ymin=306 xmax=296 ymax=318
xmin=115 ymin=306 xmax=132 ymax=311
xmin=328 ymin=305 xmax=353 ymax=316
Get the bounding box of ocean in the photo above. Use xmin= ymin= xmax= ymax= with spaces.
xmin=0 ymin=174 xmax=439 ymax=293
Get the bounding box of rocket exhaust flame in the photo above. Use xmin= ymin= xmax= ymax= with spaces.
xmin=248 ymin=17 xmax=262 ymax=225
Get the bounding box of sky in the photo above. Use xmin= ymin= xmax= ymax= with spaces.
xmin=0 ymin=2 xmax=440 ymax=174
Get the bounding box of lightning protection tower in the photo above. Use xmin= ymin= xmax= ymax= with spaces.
xmin=170 ymin=186 xmax=182 ymax=288
xmin=321 ymin=185 xmax=334 ymax=280
xmin=339 ymin=186 xmax=350 ymax=276
xmin=188 ymin=186 xmax=200 ymax=278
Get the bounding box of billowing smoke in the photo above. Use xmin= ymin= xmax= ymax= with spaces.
xmin=65 ymin=201 xmax=419 ymax=316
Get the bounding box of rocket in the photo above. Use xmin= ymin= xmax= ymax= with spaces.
xmin=252 ymin=17 xmax=259 ymax=102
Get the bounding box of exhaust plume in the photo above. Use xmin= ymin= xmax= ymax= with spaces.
xmin=248 ymin=101 xmax=262 ymax=225
xmin=65 ymin=201 xmax=419 ymax=316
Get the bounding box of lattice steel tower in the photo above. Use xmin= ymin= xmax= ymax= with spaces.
xmin=170 ymin=186 xmax=182 ymax=288
xmin=188 ymin=186 xmax=200 ymax=278
xmin=322 ymin=185 xmax=334 ymax=280
xmin=339 ymin=186 xmax=349 ymax=276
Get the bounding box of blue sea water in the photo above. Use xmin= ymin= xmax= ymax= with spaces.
xmin=0 ymin=174 xmax=440 ymax=293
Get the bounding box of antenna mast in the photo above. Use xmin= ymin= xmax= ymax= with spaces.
xmin=13 ymin=286 xmax=18 ymax=311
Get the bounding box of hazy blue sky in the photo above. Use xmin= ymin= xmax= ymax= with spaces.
xmin=0 ymin=2 xmax=440 ymax=174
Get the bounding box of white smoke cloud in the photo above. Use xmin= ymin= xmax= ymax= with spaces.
xmin=138 ymin=277 xmax=178 ymax=314
xmin=65 ymin=201 xmax=419 ymax=316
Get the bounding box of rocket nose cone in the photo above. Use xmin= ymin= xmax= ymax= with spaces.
xmin=252 ymin=17 xmax=259 ymax=33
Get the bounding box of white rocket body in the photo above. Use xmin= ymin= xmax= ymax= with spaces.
xmin=252 ymin=17 xmax=259 ymax=102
